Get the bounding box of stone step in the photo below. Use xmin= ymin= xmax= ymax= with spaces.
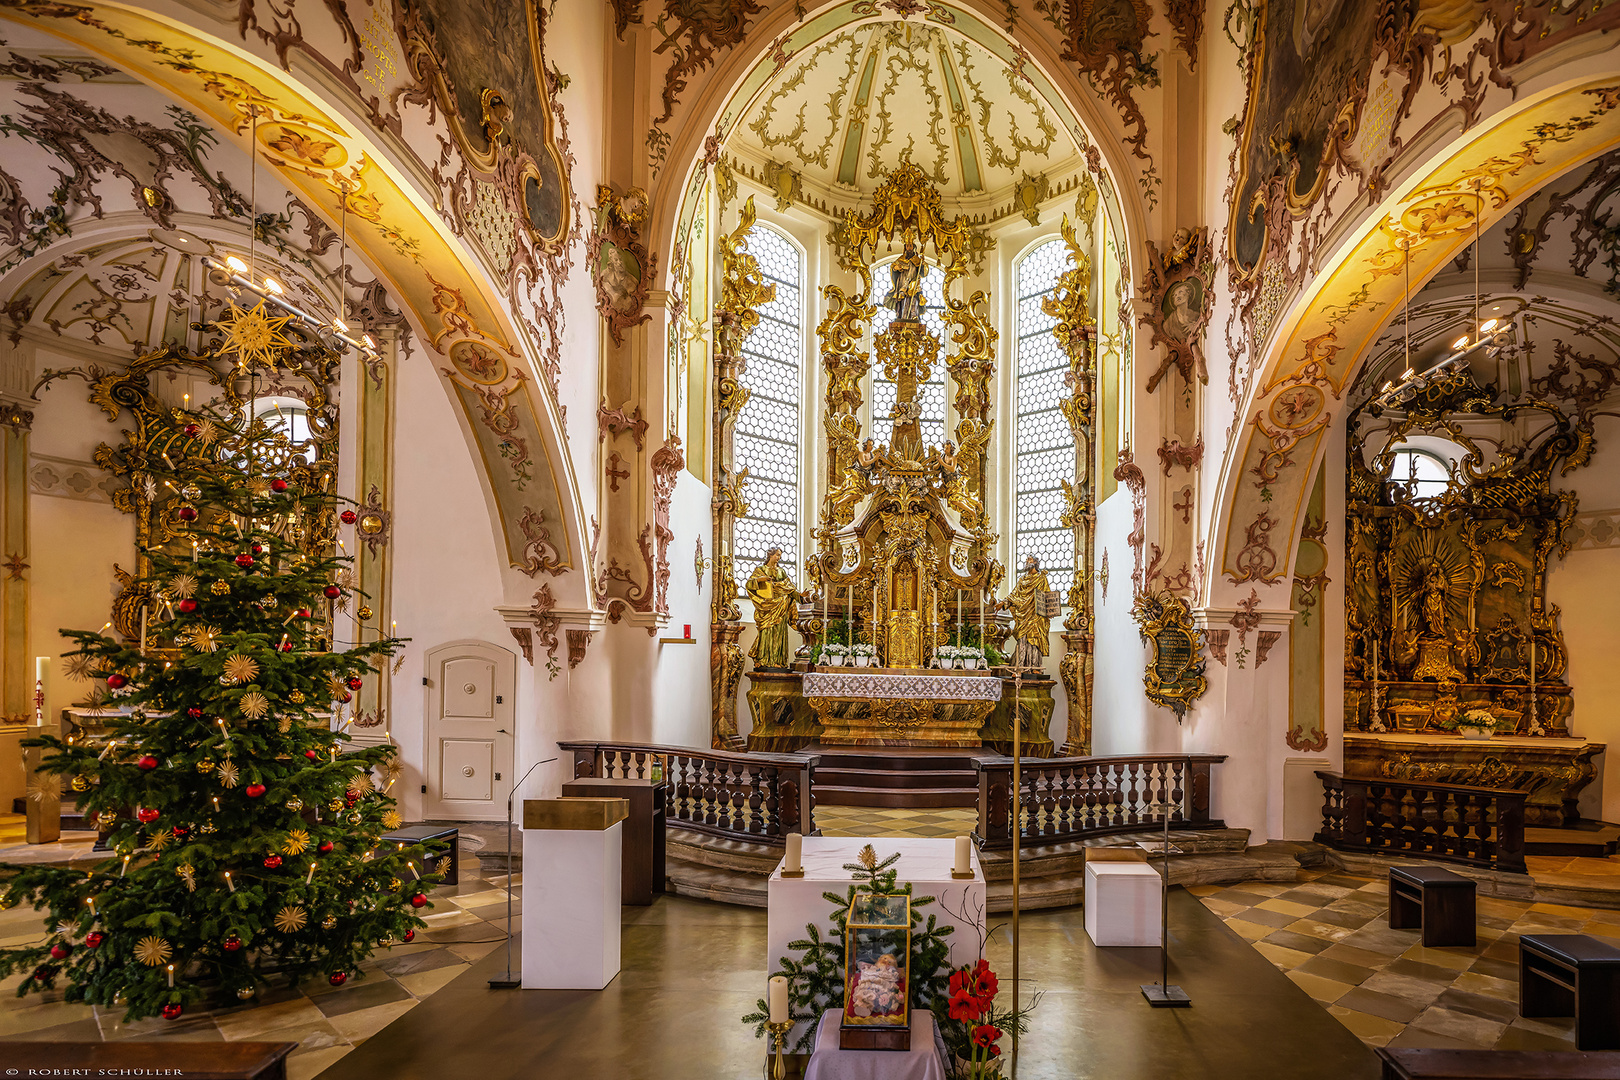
xmin=813 ymin=767 xmax=978 ymax=789
xmin=813 ymin=785 xmax=978 ymax=808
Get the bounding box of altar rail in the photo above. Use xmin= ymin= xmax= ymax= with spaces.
xmin=971 ymin=754 xmax=1227 ymax=850
xmin=1315 ymin=772 xmax=1528 ymax=874
xmin=561 ymin=742 xmax=816 ymax=846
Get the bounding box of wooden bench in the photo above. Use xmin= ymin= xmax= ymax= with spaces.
xmin=1388 ymin=864 xmax=1475 ymax=947
xmin=1380 ymin=1048 xmax=1620 ymax=1078
xmin=1520 ymin=934 xmax=1620 ymax=1051
xmin=382 ymin=825 xmax=459 ymax=886
xmin=0 ymin=1041 xmax=297 ymax=1078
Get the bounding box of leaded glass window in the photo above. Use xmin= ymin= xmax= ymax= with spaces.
xmin=870 ymin=260 xmax=947 ymax=449
xmin=734 ymin=225 xmax=803 ymax=580
xmin=1014 ymin=239 xmax=1075 ymax=595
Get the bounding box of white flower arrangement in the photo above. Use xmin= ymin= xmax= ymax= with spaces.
xmin=958 ymin=645 xmax=985 ymax=660
xmin=1461 ymin=708 xmax=1496 ymax=727
xmin=937 ymin=645 xmax=962 ymax=660
xmin=817 ymin=643 xmax=848 ymax=665
xmin=851 ymin=643 xmax=877 ymax=657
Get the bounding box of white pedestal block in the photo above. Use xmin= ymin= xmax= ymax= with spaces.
xmin=1083 ymin=861 xmax=1162 ymax=946
xmin=521 ymin=820 xmax=622 ymax=988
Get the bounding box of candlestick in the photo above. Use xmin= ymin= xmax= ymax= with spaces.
xmin=224 ymin=871 xmax=235 ymax=892
xmin=306 ymin=861 xmax=316 ymax=884
xmin=846 ymin=568 xmax=853 ymax=646
xmin=956 ymin=589 xmax=962 ymax=646
xmin=766 ymin=1019 xmax=792 ymax=1080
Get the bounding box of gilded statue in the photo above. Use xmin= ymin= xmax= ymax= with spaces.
xmin=746 ymin=547 xmax=800 ymax=669
xmin=884 ymin=241 xmax=926 ymax=322
xmin=1420 ymin=563 xmax=1449 ymax=638
xmin=1003 ymin=556 xmax=1053 ymax=669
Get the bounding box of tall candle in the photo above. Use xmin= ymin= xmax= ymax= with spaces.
xmin=769 ymin=975 xmax=789 ymax=1024
xmin=35 ymin=656 xmax=46 ymax=723
xmin=306 ymin=861 xmax=316 ymax=884
xmin=784 ymin=832 xmax=802 ymax=874
xmin=167 ymin=964 xmax=174 ymax=988
xmin=139 ymin=606 xmax=148 ymax=655
xmin=224 ymin=871 xmax=234 ymax=893
xmin=954 ymin=835 xmax=971 ymax=876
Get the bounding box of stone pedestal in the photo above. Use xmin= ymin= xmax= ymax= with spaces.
xmin=1084 ymin=860 xmax=1162 ymax=947
xmin=521 ymin=798 xmax=627 ymax=990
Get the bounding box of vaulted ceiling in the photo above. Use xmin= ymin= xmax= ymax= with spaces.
xmin=728 ymin=21 xmax=1080 ymax=207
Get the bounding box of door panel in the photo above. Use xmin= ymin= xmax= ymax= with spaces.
xmin=423 ymin=642 xmax=515 ymax=821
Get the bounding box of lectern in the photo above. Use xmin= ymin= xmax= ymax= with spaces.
xmin=521 ymin=797 xmax=628 ymax=990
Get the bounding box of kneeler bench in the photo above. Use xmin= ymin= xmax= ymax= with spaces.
xmin=1520 ymin=934 xmax=1620 ymax=1051
xmin=382 ymin=824 xmax=459 ymax=886
xmin=1380 ymin=1048 xmax=1620 ymax=1078
xmin=1388 ymin=865 xmax=1475 ymax=947
xmin=0 ymin=1041 xmax=297 ymax=1078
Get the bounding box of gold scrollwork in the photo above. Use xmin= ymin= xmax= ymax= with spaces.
xmin=1133 ymin=591 xmax=1208 ymax=721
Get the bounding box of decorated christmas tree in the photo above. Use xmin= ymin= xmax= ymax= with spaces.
xmin=0 ymin=383 xmax=439 ymax=1021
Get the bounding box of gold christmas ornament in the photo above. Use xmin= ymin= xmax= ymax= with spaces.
xmin=236 ymin=986 xmax=254 ymax=1000
xmin=260 ymin=594 xmax=277 ymax=609
xmin=210 ymin=580 xmax=231 ymax=596
xmin=437 ymin=856 xmax=452 ymax=876
xmin=358 ymin=606 xmax=374 ymax=620
xmin=71 ymin=775 xmax=89 ymax=792
xmin=177 ymin=864 xmax=196 ymax=891
xmin=238 ymin=692 xmax=270 ymax=720
xmin=182 ymin=625 xmax=221 ymax=653
xmin=55 ymin=921 xmax=77 ymax=940
xmin=328 ymin=798 xmax=345 ymax=813
xmin=345 ymin=772 xmax=375 ymax=797
xmin=168 ymin=574 xmax=198 ymax=599
xmin=200 ymin=822 xmax=217 ymax=834
xmin=273 ymin=906 xmax=308 ymax=933
xmin=148 ymin=828 xmax=174 ymax=850
xmin=282 ymin=829 xmax=311 ymax=856
xmin=347 ymin=812 xmax=362 ymax=825
xmin=247 ymin=477 xmax=271 ymax=497
xmin=285 ymin=798 xmax=303 ymax=812
xmin=381 ymin=810 xmax=402 ymax=830
xmin=217 ymin=301 xmax=295 ymax=370
xmin=323 ymin=915 xmax=338 ymax=929
xmin=277 ymin=717 xmax=291 ymax=734
xmin=288 ymin=690 xmax=306 ymax=704
xmin=222 ymin=654 xmax=260 ymax=684
xmin=389 ymin=878 xmax=402 ymax=891
xmin=133 ymin=936 xmax=172 ymax=966
xmin=197 ymin=758 xmax=215 ymax=774
xmin=62 ymin=654 xmax=95 ymax=682
xmin=217 ymin=760 xmax=241 ymax=788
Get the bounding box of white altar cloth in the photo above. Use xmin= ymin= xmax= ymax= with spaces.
xmin=804 ymin=1010 xmax=949 ymax=1080
xmin=802 ymin=670 xmax=1002 ymax=701
xmin=768 ymin=837 xmax=986 ymax=1048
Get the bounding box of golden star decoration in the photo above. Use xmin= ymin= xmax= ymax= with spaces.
xmin=147 ymin=827 xmax=175 ymax=850
xmin=217 ymin=759 xmax=240 ymax=788
xmin=168 ymin=573 xmax=198 ymax=599
xmin=239 ymin=692 xmax=270 ymax=720
xmin=26 ymin=775 xmax=61 ymax=803
xmin=177 ymin=864 xmax=196 ymax=891
xmin=273 ymin=905 xmax=307 ymax=933
xmin=193 ymin=418 xmax=218 ymax=444
xmin=55 ymin=921 xmax=77 ymax=941
xmin=277 ymin=717 xmax=292 ymax=734
xmin=62 ymin=654 xmax=94 ymax=682
xmin=133 ymin=936 xmax=172 ymax=966
xmin=222 ymin=654 xmax=260 ymax=684
xmin=217 ymin=301 xmax=294 ymax=371
xmin=183 ymin=625 xmax=221 ymax=653
xmin=381 ymin=810 xmax=402 ymax=830
xmin=282 ymin=829 xmax=310 ymax=856
xmin=345 ymin=772 xmax=374 ymax=797
xmin=326 ymin=676 xmax=346 ymax=700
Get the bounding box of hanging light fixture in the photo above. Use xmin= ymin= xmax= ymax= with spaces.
xmin=202 ymin=103 xmax=380 ymax=362
xmin=1375 ymin=181 xmax=1510 ymax=411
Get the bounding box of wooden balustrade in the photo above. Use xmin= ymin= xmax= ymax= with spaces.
xmin=559 ymin=742 xmax=817 ymax=846
xmin=972 ymin=754 xmax=1226 ymax=850
xmin=1316 ymin=771 xmax=1527 ymax=874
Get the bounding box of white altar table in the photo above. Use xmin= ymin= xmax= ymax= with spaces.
xmin=768 ymin=836 xmax=986 ymax=1048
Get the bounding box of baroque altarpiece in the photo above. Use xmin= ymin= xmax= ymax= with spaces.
xmin=1342 ymin=366 xmax=1602 ymax=824
xmin=708 ymin=167 xmax=1096 ymax=755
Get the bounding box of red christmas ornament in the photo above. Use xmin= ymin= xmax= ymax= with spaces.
xmin=161 ymin=1003 xmax=183 ymax=1020
xmin=136 ymin=807 xmax=160 ymax=824
xmin=178 ymin=599 xmax=198 ymax=614
xmin=137 ymin=755 xmax=159 ymax=772
xmin=50 ymin=943 xmax=71 ymax=960
xmin=245 ymin=783 xmax=267 ymax=799
xmin=317 ymin=841 xmax=334 ymax=854
xmin=339 ymin=692 xmax=353 ymax=704
xmin=345 ymin=676 xmax=364 ymax=691
xmin=409 ymin=893 xmax=428 ymax=909
xmin=173 ymin=826 xmax=189 ymax=838
xmin=304 ymin=749 xmax=319 ymax=760
xmin=183 ymin=424 xmax=200 ymax=437
xmin=222 ymin=934 xmax=242 ymax=952
xmin=278 ymin=640 xmax=294 ymax=653
xmin=323 ymin=584 xmax=343 ymax=599
xmin=328 ymin=971 xmax=348 ymax=986
xmin=263 ymin=854 xmax=282 ymax=869
xmin=344 ymin=793 xmax=358 ymax=807
xmin=235 ymin=553 xmax=254 ymax=567
xmin=271 ymin=479 xmax=289 ymax=493
xmin=186 ymin=707 xmax=204 ymax=719
xmin=33 ymin=965 xmax=55 ymax=981
xmin=176 ymin=505 xmax=198 ymax=522
xmin=340 ymin=510 xmax=358 ymax=524
xmin=296 ymin=608 xmax=312 ymax=619
xmin=403 ymin=929 xmax=415 ymax=942
xmin=106 ymin=673 xmax=127 ymax=689
xmin=251 ymin=544 xmax=264 ymax=555
xmin=84 ymin=932 xmax=105 ymax=949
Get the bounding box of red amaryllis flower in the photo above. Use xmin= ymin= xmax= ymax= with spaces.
xmin=949 ymin=968 xmax=971 ymax=996
xmin=971 ymin=1024 xmax=1003 ymax=1049
xmin=972 ymin=964 xmax=999 ymax=1002
xmin=948 ymin=987 xmax=981 ymax=1021
xmin=988 ymin=1044 xmax=1002 ymax=1057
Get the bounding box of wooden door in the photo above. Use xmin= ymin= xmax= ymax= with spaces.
xmin=423 ymin=640 xmax=515 ymax=821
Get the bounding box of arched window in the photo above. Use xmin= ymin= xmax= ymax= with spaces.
xmin=1387 ymin=446 xmax=1452 ymax=501
xmin=870 ymin=260 xmax=948 ymax=449
xmin=734 ymin=225 xmax=804 ymax=580
xmin=1013 ymin=239 xmax=1075 ymax=594
xmin=252 ymin=397 xmax=316 ymax=463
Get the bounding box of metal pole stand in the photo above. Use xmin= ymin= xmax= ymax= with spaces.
xmin=489 ymin=756 xmax=556 ymax=989
xmin=1140 ymin=799 xmax=1190 ymax=1007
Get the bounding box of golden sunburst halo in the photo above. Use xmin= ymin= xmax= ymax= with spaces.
xmin=217 ymin=301 xmax=294 ymax=371
xmin=273 ymin=905 xmax=307 ymax=933
xmin=133 ymin=935 xmax=172 ymax=966
xmin=282 ymin=829 xmax=310 ymax=856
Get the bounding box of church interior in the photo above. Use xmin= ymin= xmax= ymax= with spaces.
xmin=5 ymin=1 xmax=1620 ymax=1077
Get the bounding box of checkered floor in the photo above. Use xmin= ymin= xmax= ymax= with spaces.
xmin=1192 ymin=869 xmax=1620 ymax=1050
xmin=813 ymin=806 xmax=977 ymax=838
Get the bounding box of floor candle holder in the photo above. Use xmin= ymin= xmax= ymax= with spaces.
xmin=766 ymin=1019 xmax=792 ymax=1080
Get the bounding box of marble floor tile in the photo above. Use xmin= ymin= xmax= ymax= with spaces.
xmin=287 ymin=1044 xmax=351 ymax=1080
xmin=396 ymin=962 xmax=468 ymax=999
xmin=325 ymin=998 xmax=417 ymax=1045
xmin=311 ymin=979 xmax=412 ymax=1018
xmin=1254 ymin=942 xmax=1313 ymax=970
xmin=1226 ymin=918 xmax=1280 ymax=942
xmin=1449 ymin=970 xmax=1517 ymax=1001
xmin=1328 ymin=1006 xmax=1406 ymax=1045
xmin=1296 ymin=954 xmax=1376 ymax=987
xmin=1408 ymin=1004 xmax=1508 ymax=1045
xmin=0 ymin=999 xmax=97 ymax=1037
xmin=1433 ymin=986 xmax=1520 ymax=1025
xmin=1319 ymin=943 xmax=1397 ymax=971
xmin=1494 ymin=1024 xmax=1577 ymax=1051
xmin=1385 ymin=1026 xmax=1473 ymax=1049
xmin=1286 ymin=970 xmax=1355 ymax=1004
xmin=1359 ymin=971 xmax=1447 ymax=1007
xmin=1257 ymin=898 xmax=1322 ymax=918
xmin=214 ymin=996 xmax=326 ymax=1040
xmin=1199 ymin=897 xmax=1251 ymax=918
xmin=1334 ymin=986 xmax=1425 ymax=1023
xmin=1398 ymin=945 xmax=1476 ymax=972
xmin=1283 ymin=919 xmax=1356 ymax=944
xmin=1261 ymin=929 xmax=1334 ymax=955
xmin=1235 ymin=906 xmax=1301 ymax=929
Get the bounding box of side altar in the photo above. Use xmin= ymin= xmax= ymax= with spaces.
xmin=730 ymin=166 xmax=1061 ymax=753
